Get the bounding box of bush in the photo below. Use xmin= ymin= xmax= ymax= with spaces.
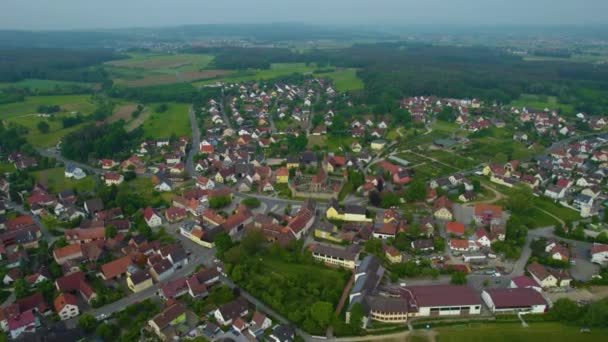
xmin=241 ymin=197 xmax=261 ymax=209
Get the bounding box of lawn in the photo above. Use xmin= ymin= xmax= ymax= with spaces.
xmin=142 ymin=103 xmax=191 ymax=138
xmin=0 ymin=95 xmax=95 ymax=119
xmin=31 ymin=167 xmax=96 ymax=193
xmin=8 ymin=113 xmax=90 ymax=147
xmin=425 ymin=150 xmax=478 ymax=170
xmin=511 ymin=94 xmax=575 ymax=114
xmin=435 ymin=322 xmax=607 ymax=342
xmin=123 ymin=178 xmax=174 ymax=206
xmin=314 ymin=68 xmax=364 ymax=91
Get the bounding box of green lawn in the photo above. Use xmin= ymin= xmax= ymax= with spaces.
xmin=31 ymin=167 xmax=96 ymax=193
xmin=315 ymin=68 xmax=364 ymax=91
xmin=436 ymin=322 xmax=607 ymax=342
xmin=0 ymin=95 xmax=95 ymax=119
xmin=8 ymin=113 xmax=89 ymax=147
xmin=142 ymin=103 xmax=190 ymax=138
xmin=511 ymin=94 xmax=575 ymax=114
xmin=0 ymin=79 xmax=95 ymax=91
xmin=123 ymin=178 xmax=174 ymax=206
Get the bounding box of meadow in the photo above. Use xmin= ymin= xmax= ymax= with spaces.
xmin=31 ymin=167 xmax=96 ymax=193
xmin=0 ymin=95 xmax=95 ymax=119
xmin=141 ymin=102 xmax=191 ymax=138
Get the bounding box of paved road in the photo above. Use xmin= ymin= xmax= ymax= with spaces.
xmin=37 ymin=148 xmax=105 ymax=176
xmin=219 ymin=87 xmax=233 ymax=130
xmin=186 ymin=105 xmax=200 ymax=177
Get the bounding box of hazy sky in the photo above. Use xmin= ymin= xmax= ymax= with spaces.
xmin=1 ymin=0 xmax=606 ymax=30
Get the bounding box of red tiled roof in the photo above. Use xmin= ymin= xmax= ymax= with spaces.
xmin=54 ymin=293 xmax=77 ymax=313
xmin=445 ymin=222 xmax=465 ymax=235
xmin=100 ymin=255 xmax=133 ymax=279
xmin=484 ymin=288 xmax=545 ymax=308
xmin=474 ymin=204 xmax=502 ymax=217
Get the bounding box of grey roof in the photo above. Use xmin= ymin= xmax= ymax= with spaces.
xmin=271 ymin=325 xmax=295 ymax=342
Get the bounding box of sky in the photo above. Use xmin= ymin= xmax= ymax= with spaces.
xmin=0 ymin=0 xmax=606 ymax=30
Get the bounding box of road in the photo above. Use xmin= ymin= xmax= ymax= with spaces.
xmin=186 ymin=105 xmax=200 ymax=177
xmin=37 ymin=147 xmax=105 ymax=176
xmin=219 ymin=87 xmax=233 ymax=130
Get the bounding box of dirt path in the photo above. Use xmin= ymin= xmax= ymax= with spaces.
xmin=470 ymin=183 xmax=504 ymax=205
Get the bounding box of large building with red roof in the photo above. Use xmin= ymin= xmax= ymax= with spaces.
xmin=482 ymin=288 xmax=547 ymax=313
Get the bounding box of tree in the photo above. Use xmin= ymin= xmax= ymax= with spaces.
xmin=14 ymin=279 xmax=30 ymax=299
xmin=404 ymin=179 xmax=426 ymax=202
xmin=368 ymin=191 xmax=381 ymax=207
xmin=551 ymin=298 xmax=581 ymax=322
xmin=364 ymin=239 xmax=382 ymax=256
xmin=105 ymin=224 xmax=117 ymax=239
xmin=37 ymin=121 xmax=50 ymax=133
xmin=209 ymin=195 xmax=232 ymax=209
xmin=241 ymin=231 xmax=265 ymax=255
xmin=310 ymin=301 xmax=333 ymax=328
xmin=78 ymin=313 xmax=98 ymax=333
xmin=214 ymin=232 xmax=233 ymax=257
xmin=450 ymin=271 xmax=467 ymax=285
xmin=349 ymin=302 xmax=364 ymax=330
xmin=241 ymin=197 xmax=261 ymax=209
xmin=506 ymin=185 xmax=534 ymax=215
xmin=472 ymin=179 xmax=481 ymax=192
xmin=381 ymin=192 xmax=400 ymax=208
xmin=95 ymin=323 xmax=119 ymax=341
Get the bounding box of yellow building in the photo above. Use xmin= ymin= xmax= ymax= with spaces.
xmin=433 ymin=208 xmax=453 ymax=221
xmin=482 ymin=165 xmax=492 ymax=176
xmin=383 ymin=245 xmax=403 ymax=264
xmin=276 ymin=167 xmax=289 ymax=184
xmin=326 ymin=205 xmax=345 ymax=221
xmin=371 ymin=140 xmax=387 ymax=151
xmin=127 ymin=271 xmax=153 ymax=293
xmin=314 ymin=222 xmax=343 ymax=243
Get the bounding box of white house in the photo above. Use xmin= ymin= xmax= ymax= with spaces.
xmin=55 ymin=293 xmax=79 ymax=320
xmin=481 ymin=288 xmax=546 ymax=314
xmin=591 ymin=244 xmax=608 ymax=265
xmin=65 ymin=165 xmax=86 ymax=180
xmin=144 ymin=207 xmax=163 ymax=228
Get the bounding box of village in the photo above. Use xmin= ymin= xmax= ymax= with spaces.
xmin=1 ymin=74 xmax=608 ymax=342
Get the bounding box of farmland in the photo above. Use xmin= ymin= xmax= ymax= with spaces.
xmin=193 ymin=63 xmax=319 ymax=86
xmin=314 ymin=68 xmax=364 ymax=91
xmin=0 ymin=79 xmax=96 ymax=92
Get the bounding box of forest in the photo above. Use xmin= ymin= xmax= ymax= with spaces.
xmin=60 ymin=122 xmax=142 ymax=162
xmin=0 ymin=48 xmax=123 ymax=82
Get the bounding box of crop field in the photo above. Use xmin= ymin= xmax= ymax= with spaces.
xmin=106 ymin=53 xmax=228 ymax=87
xmin=141 ymin=103 xmax=190 ymax=138
xmin=0 ymin=95 xmax=95 ymax=119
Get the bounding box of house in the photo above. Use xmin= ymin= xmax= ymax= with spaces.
xmin=249 ymin=311 xmax=272 ymax=336
xmin=83 ymin=198 xmax=104 ymax=215
xmin=449 ymin=239 xmax=470 ymax=252
xmin=165 ymin=207 xmax=187 ymax=223
xmin=411 ymin=239 xmax=434 ymax=253
xmin=269 ymin=325 xmax=295 ymax=342
xmin=548 ymin=243 xmax=570 ymax=262
xmin=148 ymin=303 xmax=187 ymax=341
xmin=99 ymin=255 xmax=133 ymax=280
xmin=127 ymin=270 xmax=153 ymax=293
xmin=99 ymin=159 xmax=117 ymax=169
xmin=7 ymin=310 xmax=37 ymax=339
xmin=544 ymin=185 xmax=566 ymax=200
xmin=275 ymin=167 xmax=289 ymax=183
xmin=310 ymin=244 xmax=360 ymax=269
xmin=150 ymin=259 xmax=174 ymax=282
xmin=53 ymin=244 xmax=83 ymax=265
xmin=383 ymin=245 xmax=402 ymax=263
xmin=214 ymin=298 xmax=249 ymax=326
xmin=103 ymin=172 xmax=124 ymax=186
xmin=374 ymin=223 xmax=397 ymax=240
xmin=144 ymin=207 xmax=163 ymax=227
xmin=509 ymin=275 xmax=542 ymax=293
xmin=196 ymin=176 xmax=215 ymax=190
xmin=154 ymin=179 xmax=173 ymax=192
xmin=591 ymin=244 xmax=608 ymax=265
xmin=64 ymin=164 xmax=86 ymax=180
xmin=445 ymin=222 xmax=465 ymax=236
xmin=527 ymin=262 xmax=558 ymax=288
xmin=475 ymin=228 xmax=491 ymax=248
xmin=473 ymin=204 xmax=503 ymax=226
xmin=158 ymin=277 xmax=189 ymax=301
xmin=482 ymin=288 xmax=546 ymax=314
xmin=64 ymin=227 xmax=105 ymax=244
xmin=54 ymin=293 xmax=79 ymax=320
xmin=54 ymin=271 xmax=97 ymax=304
xmin=371 ymin=140 xmax=387 ymax=151
xmin=433 ymin=196 xmax=453 ymax=220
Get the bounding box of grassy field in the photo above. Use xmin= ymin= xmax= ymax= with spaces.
xmin=511 ymin=94 xmax=575 ymax=114
xmin=435 ymin=322 xmax=607 ymax=342
xmin=0 ymin=79 xmax=95 ymax=91
xmin=0 ymin=95 xmax=95 ymax=119
xmin=194 ymin=63 xmax=319 ymax=86
xmin=142 ymin=103 xmax=190 ymax=138
xmin=0 ymin=162 xmax=16 ymax=174
xmin=31 ymin=167 xmax=96 ymax=193
xmin=122 ymin=178 xmax=174 ymax=205
xmin=107 ymin=53 xmax=214 ymax=72
xmin=314 ymin=68 xmax=364 ymax=91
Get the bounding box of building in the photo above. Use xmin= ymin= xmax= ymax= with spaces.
xmin=54 ymin=293 xmax=79 ymax=320
xmin=214 ymin=298 xmax=249 ymax=326
xmin=148 ymin=303 xmax=187 ymax=341
xmin=510 ymin=275 xmax=542 ymax=293
xmin=127 ymin=270 xmax=153 ymax=293
xmin=310 ymin=244 xmax=360 ymax=269
xmin=269 ymin=325 xmax=295 ymax=342
xmin=144 ymin=207 xmax=163 ymax=227
xmin=474 ymin=204 xmax=503 ymax=226
xmin=445 ymin=222 xmax=465 ymax=236
xmin=482 ymin=288 xmax=547 ymax=314
xmin=99 ymin=255 xmax=133 ymax=280
xmin=433 ymin=196 xmax=453 ymax=220
xmin=591 ymin=244 xmax=608 ymax=265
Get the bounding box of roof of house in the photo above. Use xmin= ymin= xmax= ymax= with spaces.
xmin=445 ymin=222 xmax=465 ymax=235
xmin=474 ymin=204 xmax=502 ymax=217
xmin=7 ymin=310 xmax=35 ymax=331
xmin=53 ymin=243 xmax=82 ymax=260
xmin=129 ymin=270 xmax=151 ymax=285
xmin=16 ymin=292 xmax=49 ymax=314
xmin=484 ymin=288 xmax=546 ymax=308
xmin=218 ymin=298 xmax=249 ymax=321
xmin=100 ymin=255 xmax=133 ymax=279
xmin=527 ymin=262 xmax=552 ymax=281
xmin=159 ymin=277 xmax=188 ymax=299
xmin=591 ymin=244 xmax=608 ymax=255
xmin=150 ymin=303 xmax=186 ymax=330
xmin=511 ymin=275 xmax=540 ymax=288
xmin=310 ymin=244 xmax=359 ymax=261
xmin=54 ymin=293 xmax=77 ymax=313
xmin=403 ymin=285 xmax=481 ymax=308
xmin=450 ymin=239 xmax=469 ymax=249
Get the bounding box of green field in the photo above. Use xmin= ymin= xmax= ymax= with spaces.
xmin=315 ymin=68 xmax=364 ymax=91
xmin=194 ymin=63 xmax=319 ymax=85
xmin=435 ymin=322 xmax=607 ymax=342
xmin=8 ymin=113 xmax=90 ymax=147
xmin=511 ymin=94 xmax=575 ymax=114
xmin=31 ymin=167 xmax=96 ymax=193
xmin=0 ymin=162 xmax=16 ymax=174
xmin=142 ymin=103 xmax=190 ymax=138
xmin=0 ymin=95 xmax=95 ymax=119
xmin=0 ymin=79 xmax=95 ymax=91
